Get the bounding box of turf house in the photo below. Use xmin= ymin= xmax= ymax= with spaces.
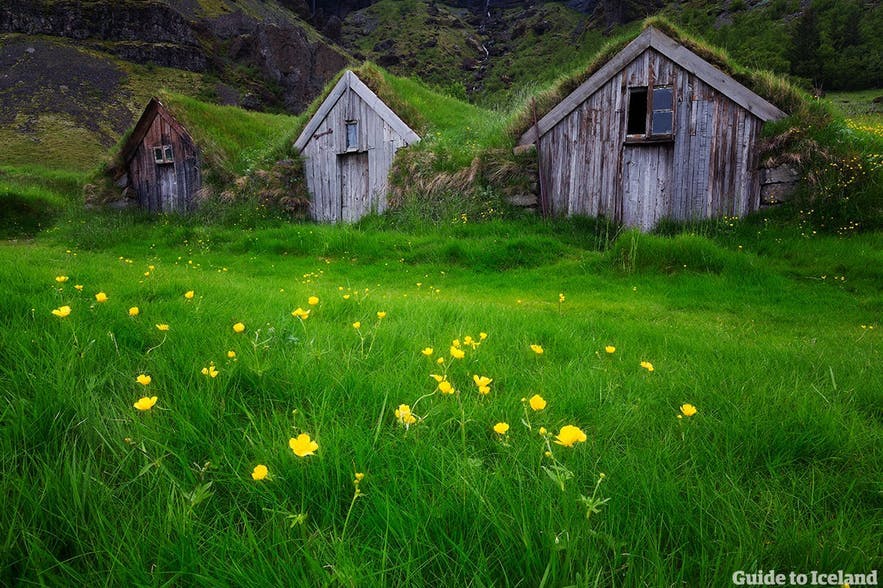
xmin=294 ymin=70 xmax=421 ymax=223
xmin=517 ymin=26 xmax=787 ymax=230
xmin=118 ymin=98 xmax=202 ymax=214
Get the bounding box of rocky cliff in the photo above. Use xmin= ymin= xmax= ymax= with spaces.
xmin=0 ymin=0 xmax=349 ymax=113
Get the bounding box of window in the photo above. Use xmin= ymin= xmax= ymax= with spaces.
xmin=345 ymin=121 xmax=359 ymax=152
xmin=650 ymin=87 xmax=674 ymax=136
xmin=627 ymin=88 xmax=648 ymax=135
xmin=153 ymin=145 xmax=174 ymax=164
xmin=626 ymin=86 xmax=674 ymax=140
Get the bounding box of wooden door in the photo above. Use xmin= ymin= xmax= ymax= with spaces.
xmin=621 ymin=144 xmax=673 ymax=230
xmin=158 ymin=163 xmax=179 ymax=212
xmin=339 ymin=152 xmax=369 ymax=222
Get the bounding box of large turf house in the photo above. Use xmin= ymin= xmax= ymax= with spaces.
xmin=517 ymin=26 xmax=787 ymax=230
xmin=294 ymin=70 xmax=420 ymax=223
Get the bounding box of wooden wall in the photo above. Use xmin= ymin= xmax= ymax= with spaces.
xmin=537 ymin=48 xmax=764 ymax=230
xmin=300 ymin=86 xmax=409 ymax=222
xmin=127 ymin=109 xmax=200 ymax=214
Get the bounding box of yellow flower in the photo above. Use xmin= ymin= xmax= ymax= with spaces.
xmin=156 ymin=323 xmax=170 ymax=331
xmin=377 ymin=311 xmax=386 ymax=319
xmin=233 ymin=322 xmax=246 ymax=333
xmin=538 ymin=427 xmax=548 ymax=436
xmin=438 ymin=380 xmax=453 ymax=394
xmin=478 ymin=385 xmax=490 ymax=395
xmin=479 ymin=332 xmax=487 ymax=340
xmin=74 ymin=284 xmax=83 ymax=291
xmin=352 ymin=321 xmax=361 ymax=329
xmin=354 ymin=472 xmax=365 ymax=482
xmin=51 ymin=305 xmax=71 ymax=318
xmin=436 ymin=357 xmax=445 ymax=364
xmin=135 ymin=374 xmax=151 ymax=386
xmin=291 ymin=308 xmax=310 ymax=320
xmin=554 ymin=425 xmax=587 ymax=447
xmin=95 ymin=292 xmax=108 ymax=303
xmin=184 ymin=290 xmax=194 ymax=299
xmin=450 ymin=346 xmax=465 ymax=359
xmin=473 ymin=375 xmax=492 ymax=388
xmin=308 ymin=296 xmax=319 ymax=306
xmin=528 ymin=394 xmax=546 ymax=410
xmin=529 ymin=394 xmax=547 ymax=411
xmin=227 ymin=350 xmax=236 ymax=359
xmin=202 ymin=363 xmax=219 ymax=378
xmin=251 ymin=464 xmax=269 ymax=480
xmin=530 ymin=344 xmax=544 ymax=355
xmin=343 ymin=294 xmax=351 ymax=300
xmin=605 ymin=345 xmax=616 ymax=354
xmin=133 ymin=396 xmax=157 ymax=411
xmin=559 ymin=293 xmax=565 ymax=302
xmin=55 ymin=275 xmax=69 ymax=283
xmin=429 ymin=374 xmax=444 ymax=383
xmin=640 ymin=361 xmax=654 ymax=372
xmin=680 ymin=403 xmax=697 ymax=417
xmin=493 ymin=422 xmax=509 ymax=435
xmin=289 ymin=433 xmax=318 ymax=457
xmin=421 ymin=347 xmax=433 ymax=356
xmin=128 ymin=307 xmax=139 ymax=316
xmin=395 ymin=404 xmax=417 ymax=426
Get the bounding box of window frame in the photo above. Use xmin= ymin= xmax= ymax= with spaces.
xmin=153 ymin=144 xmax=174 ymax=164
xmin=344 ymin=120 xmax=359 ymax=152
xmin=624 ymin=84 xmax=675 ymax=144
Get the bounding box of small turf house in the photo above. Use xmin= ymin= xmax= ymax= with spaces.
xmin=294 ymin=70 xmax=420 ymax=222
xmin=120 ymin=98 xmax=201 ymax=213
xmin=518 ymin=27 xmax=786 ymax=230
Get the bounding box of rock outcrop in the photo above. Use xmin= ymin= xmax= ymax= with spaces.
xmin=0 ymin=0 xmax=349 ymax=113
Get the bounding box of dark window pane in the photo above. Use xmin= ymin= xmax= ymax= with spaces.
xmin=627 ymin=88 xmax=647 ymax=135
xmin=652 ymin=111 xmax=673 ymax=135
xmin=164 ymin=146 xmax=174 ymax=161
xmin=653 ymin=87 xmax=673 ymax=111
xmin=346 ymin=121 xmax=358 ymax=150
xmin=153 ymin=147 xmax=164 ymax=163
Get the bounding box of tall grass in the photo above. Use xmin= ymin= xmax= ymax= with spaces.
xmin=1 ymin=214 xmax=880 ymax=584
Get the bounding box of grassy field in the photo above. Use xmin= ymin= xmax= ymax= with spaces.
xmin=1 ymin=210 xmax=880 ymax=585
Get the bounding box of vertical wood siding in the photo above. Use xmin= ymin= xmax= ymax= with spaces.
xmin=127 ymin=109 xmax=200 ymax=214
xmin=538 ymin=48 xmax=765 ymax=230
xmin=301 ymin=86 xmax=409 ymax=222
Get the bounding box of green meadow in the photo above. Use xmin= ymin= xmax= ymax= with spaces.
xmin=0 ymin=211 xmax=880 ymax=585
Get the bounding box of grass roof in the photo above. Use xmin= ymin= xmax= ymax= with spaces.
xmin=507 ymin=16 xmax=821 ymax=140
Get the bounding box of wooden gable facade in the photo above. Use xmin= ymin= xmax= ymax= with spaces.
xmin=121 ymin=98 xmax=201 ymax=214
xmin=518 ymin=27 xmax=786 ymax=230
xmin=294 ymin=71 xmax=420 ymax=223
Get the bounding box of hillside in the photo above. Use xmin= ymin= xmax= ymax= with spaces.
xmin=1 ymin=0 xmax=348 ymax=114
xmin=339 ymin=0 xmax=883 ymax=105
